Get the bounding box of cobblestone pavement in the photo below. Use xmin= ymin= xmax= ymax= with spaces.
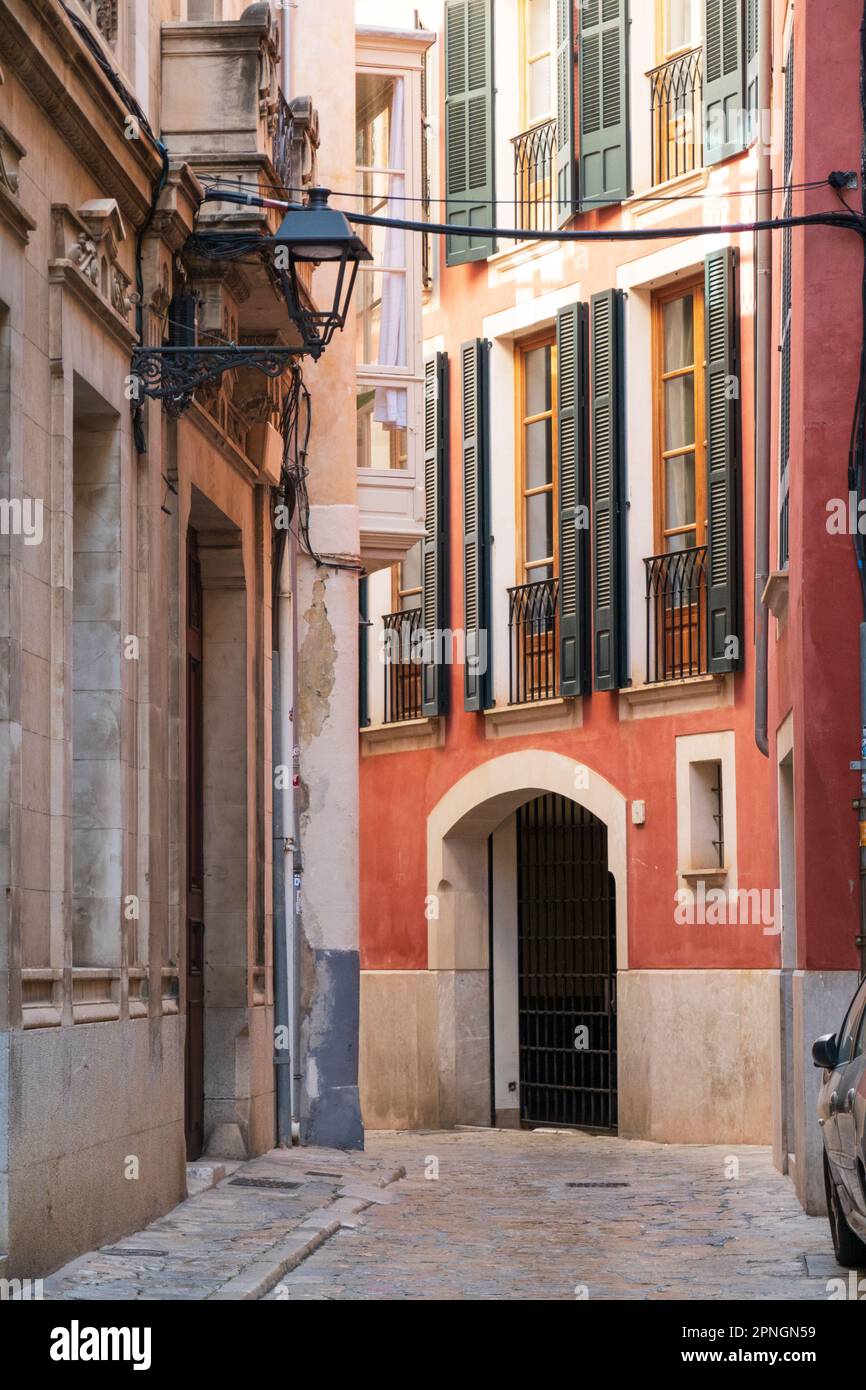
xmin=262 ymin=1129 xmax=856 ymax=1301
xmin=42 ymin=1148 xmax=405 ymax=1301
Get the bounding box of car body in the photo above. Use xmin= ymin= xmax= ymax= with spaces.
xmin=814 ymin=976 xmax=866 ymax=1267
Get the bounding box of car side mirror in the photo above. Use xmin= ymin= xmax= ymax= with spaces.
xmin=812 ymin=1033 xmax=839 ymax=1070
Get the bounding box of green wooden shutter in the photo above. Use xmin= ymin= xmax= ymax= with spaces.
xmin=745 ymin=0 xmax=760 ymax=143
xmin=557 ymin=303 xmax=590 ymax=696
xmin=358 ymin=577 xmax=370 ymax=729
xmin=462 ymin=339 xmax=491 ymax=710
xmin=555 ymin=0 xmax=576 ymax=227
xmin=703 ymin=0 xmax=746 ymax=165
xmin=445 ymin=0 xmax=495 ymax=267
xmin=705 ymin=247 xmax=742 ymax=673
xmin=591 ymin=290 xmax=626 ymax=692
xmin=578 ymin=0 xmax=630 ymax=211
xmin=422 ymin=353 xmax=449 ymax=717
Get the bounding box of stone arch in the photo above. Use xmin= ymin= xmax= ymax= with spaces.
xmin=425 ymin=750 xmax=628 ymax=1127
xmin=427 ymin=749 xmax=628 ymax=970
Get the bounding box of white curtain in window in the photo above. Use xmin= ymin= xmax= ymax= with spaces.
xmin=374 ymin=77 xmax=406 ymax=430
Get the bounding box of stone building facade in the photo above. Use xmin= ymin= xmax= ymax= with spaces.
xmin=0 ymin=0 xmax=386 ymax=1279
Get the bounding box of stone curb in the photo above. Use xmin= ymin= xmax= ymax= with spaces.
xmin=206 ymin=1163 xmax=407 ymax=1301
xmin=205 ymin=1220 xmax=342 ymax=1301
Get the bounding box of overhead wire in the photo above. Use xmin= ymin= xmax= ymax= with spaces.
xmin=199 ymin=172 xmax=833 ymax=209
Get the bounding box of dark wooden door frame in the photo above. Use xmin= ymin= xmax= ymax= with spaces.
xmin=185 ymin=528 xmax=205 ymax=1161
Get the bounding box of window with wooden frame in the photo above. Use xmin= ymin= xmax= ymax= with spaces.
xmin=653 ymin=280 xmax=706 ymax=554
xmin=655 ymin=0 xmax=702 ymax=61
xmin=650 ymin=0 xmax=703 ymax=186
xmin=514 ymin=0 xmax=557 ymax=232
xmin=650 ymin=278 xmax=709 ymax=678
xmin=517 ymin=335 xmax=558 ymax=580
xmin=384 ymin=543 xmax=423 ymax=722
xmin=511 ymin=335 xmax=559 ymax=701
xmin=355 ymin=58 xmax=418 ymax=474
xmin=521 ymin=0 xmax=553 ymax=128
xmin=392 ymin=542 xmax=423 ymax=613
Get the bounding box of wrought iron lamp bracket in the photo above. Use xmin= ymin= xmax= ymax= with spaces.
xmin=130 ymin=344 xmax=303 ymax=418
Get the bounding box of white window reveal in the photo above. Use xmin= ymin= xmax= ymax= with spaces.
xmin=675 ymin=731 xmax=737 ymax=893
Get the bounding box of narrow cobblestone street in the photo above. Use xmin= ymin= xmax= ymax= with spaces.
xmin=40 ymin=1128 xmax=859 ymax=1301
xmin=263 ymin=1130 xmax=853 ymax=1302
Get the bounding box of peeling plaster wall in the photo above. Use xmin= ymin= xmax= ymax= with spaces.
xmin=291 ymin=0 xmax=365 ymax=1151
xmin=296 ymin=507 xmax=363 ymax=1149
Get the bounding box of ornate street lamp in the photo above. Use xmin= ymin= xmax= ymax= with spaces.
xmin=130 ymin=187 xmax=371 ymax=416
xmin=269 ymin=187 xmax=372 ymax=358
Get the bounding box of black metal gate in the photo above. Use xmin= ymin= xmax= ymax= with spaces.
xmin=516 ymin=794 xmax=617 ymax=1131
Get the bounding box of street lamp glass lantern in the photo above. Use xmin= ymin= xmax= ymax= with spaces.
xmin=272 ymin=187 xmax=372 ymax=357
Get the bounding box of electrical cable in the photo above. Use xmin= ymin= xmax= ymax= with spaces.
xmin=199 ymin=172 xmax=833 ymax=209
xmin=277 ymin=364 xmax=363 ymax=575
xmin=344 ymin=203 xmax=864 ymax=245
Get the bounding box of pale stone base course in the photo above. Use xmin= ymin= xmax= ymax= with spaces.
xmin=41 ymin=1147 xmax=405 ymax=1302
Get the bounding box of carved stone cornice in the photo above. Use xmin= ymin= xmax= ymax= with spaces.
xmin=0 ymin=0 xmax=161 ymax=225
xmin=0 ymin=117 xmax=36 ymax=242
xmin=148 ymin=161 xmax=204 ymax=256
xmin=49 ymin=201 xmax=138 ymax=350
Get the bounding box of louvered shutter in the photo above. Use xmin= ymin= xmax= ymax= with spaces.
xmin=557 ymin=303 xmax=590 ymax=696
xmin=422 ymin=353 xmax=449 ymax=716
xmin=703 ymin=0 xmax=746 ymax=165
xmin=445 ymin=0 xmax=495 ymax=267
xmin=591 ymin=290 xmax=626 ymax=692
xmin=578 ymin=0 xmax=630 ymax=211
xmin=705 ymin=248 xmax=742 ymax=673
xmin=462 ymin=340 xmax=491 ymax=710
xmin=358 ymin=577 xmax=370 ymax=729
xmin=555 ymin=0 xmax=576 ymax=227
xmin=745 ymin=0 xmax=759 ymax=143
xmin=779 ymin=32 xmax=794 ymax=568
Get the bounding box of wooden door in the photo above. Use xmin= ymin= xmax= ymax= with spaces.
xmin=185 ymin=528 xmax=205 ymax=1160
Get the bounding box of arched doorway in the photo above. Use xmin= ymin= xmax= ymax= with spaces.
xmin=426 ymin=751 xmax=628 ymax=1132
xmin=510 ymin=794 xmax=617 ymax=1131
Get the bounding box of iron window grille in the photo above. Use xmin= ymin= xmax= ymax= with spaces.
xmin=644 ymin=545 xmax=709 ymax=683
xmin=508 ymin=577 xmax=560 ymax=704
xmin=512 ymin=118 xmax=558 ymax=233
xmin=648 ymin=46 xmax=703 ymax=187
xmin=383 ymin=608 xmax=423 ymax=723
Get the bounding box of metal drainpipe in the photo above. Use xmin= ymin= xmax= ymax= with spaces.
xmin=754 ymin=0 xmax=773 ymax=759
xmin=272 ymin=533 xmax=292 ymax=1145
xmin=278 ymin=0 xmax=292 ymax=98
xmin=282 ymin=534 xmax=303 ymax=1134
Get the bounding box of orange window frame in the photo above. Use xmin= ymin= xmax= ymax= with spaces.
xmin=515 ymin=332 xmax=559 ymax=584
xmin=652 ymin=278 xmax=707 ymax=555
xmin=391 ymin=543 xmax=423 ymax=613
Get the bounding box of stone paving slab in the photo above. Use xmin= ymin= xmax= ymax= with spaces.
xmin=262 ymin=1129 xmax=861 ymax=1302
xmin=42 ymin=1146 xmax=405 ymax=1302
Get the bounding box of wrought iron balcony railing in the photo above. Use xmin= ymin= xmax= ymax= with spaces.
xmin=512 ymin=118 xmax=557 ymax=234
xmin=383 ymin=609 xmax=423 ymax=723
xmin=644 ymin=546 xmax=709 ymax=684
xmin=648 ymin=47 xmax=703 ymax=187
xmin=508 ymin=578 xmax=560 ymax=704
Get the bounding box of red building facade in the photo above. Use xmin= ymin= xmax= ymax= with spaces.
xmin=357 ymin=0 xmax=864 ymax=1212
